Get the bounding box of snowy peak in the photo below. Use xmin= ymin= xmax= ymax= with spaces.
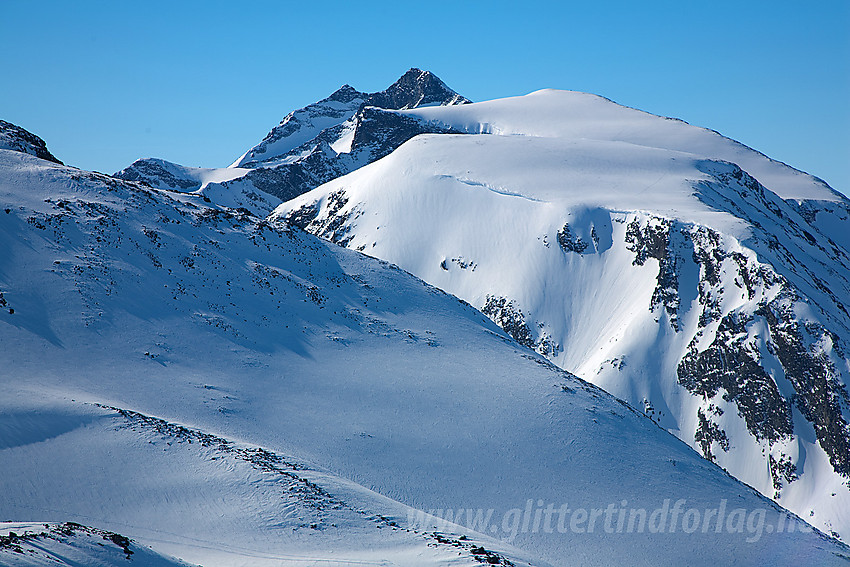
xmin=232 ymin=69 xmax=468 ymax=170
xmin=113 ymin=70 xmax=470 ymax=211
xmin=364 ymin=67 xmax=470 ymax=109
xmin=0 ymin=119 xmax=62 ymax=164
xmin=327 ymin=83 xmax=369 ymax=103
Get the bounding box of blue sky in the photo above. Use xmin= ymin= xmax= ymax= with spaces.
xmin=3 ymin=1 xmax=848 ymax=193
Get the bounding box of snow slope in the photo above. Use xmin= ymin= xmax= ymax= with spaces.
xmin=2 ymin=139 xmax=847 ymax=565
xmin=273 ymin=89 xmax=850 ymax=542
xmin=397 ymin=89 xmax=841 ymax=202
xmin=0 ymin=522 xmax=191 ymax=567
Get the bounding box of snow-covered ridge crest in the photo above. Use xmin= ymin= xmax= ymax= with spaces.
xmin=396 ymin=88 xmax=841 ymax=202
xmin=273 ymin=93 xmax=850 ymax=542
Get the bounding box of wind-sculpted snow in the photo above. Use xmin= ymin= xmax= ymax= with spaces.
xmin=273 ymin=93 xmax=850 ymax=543
xmin=3 ymin=133 xmax=848 ymax=565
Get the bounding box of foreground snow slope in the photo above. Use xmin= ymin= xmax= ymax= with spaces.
xmin=273 ymin=89 xmax=850 ymax=542
xmin=0 ymin=522 xmax=192 ymax=567
xmin=1 ymin=140 xmax=846 ymax=565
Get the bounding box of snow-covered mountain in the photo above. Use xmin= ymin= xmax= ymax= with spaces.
xmin=272 ymin=88 xmax=850 ymax=542
xmin=115 ymin=69 xmax=469 ymax=208
xmin=112 ymin=157 xmax=276 ymax=217
xmin=3 ymin=122 xmax=847 ymax=565
xmin=231 ymin=68 xmax=469 ymax=169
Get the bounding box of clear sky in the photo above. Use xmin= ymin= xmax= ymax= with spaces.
xmin=3 ymin=1 xmax=848 ymax=194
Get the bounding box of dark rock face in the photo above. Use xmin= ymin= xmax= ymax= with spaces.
xmin=481 ymin=295 xmax=559 ymax=357
xmin=625 ymin=218 xmax=681 ymax=330
xmin=620 ymin=204 xmax=850 ymax=479
xmin=678 ymin=311 xmax=795 ymax=444
xmin=364 ymin=68 xmax=470 ymax=110
xmin=115 ymin=159 xmax=198 ymax=190
xmin=759 ymin=302 xmax=850 ymax=478
xmin=0 ymin=120 xmax=63 ymax=164
xmin=694 ymin=406 xmax=730 ymax=461
xmin=225 ymin=108 xmax=464 ymax=202
xmin=482 ymin=295 xmax=536 ymax=349
xmin=348 ymin=107 xmax=463 ymax=162
xmin=556 ymin=222 xmax=589 ymax=254
xmin=234 ymin=152 xmax=336 ymax=204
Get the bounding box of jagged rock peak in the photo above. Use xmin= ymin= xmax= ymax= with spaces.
xmin=365 ymin=68 xmax=471 ymax=110
xmin=326 ymin=84 xmax=368 ymax=103
xmin=0 ymin=120 xmax=63 ymax=164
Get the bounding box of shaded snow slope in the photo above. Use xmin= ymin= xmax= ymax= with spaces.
xmin=273 ymin=91 xmax=850 ymax=542
xmin=0 ymin=522 xmax=191 ymax=567
xmin=2 ymin=145 xmax=847 ymax=565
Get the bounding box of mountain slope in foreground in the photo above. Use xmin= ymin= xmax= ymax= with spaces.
xmin=1 ymin=522 xmax=191 ymax=567
xmin=274 ymin=88 xmax=850 ymax=542
xmin=1 ymin=126 xmax=847 ymax=565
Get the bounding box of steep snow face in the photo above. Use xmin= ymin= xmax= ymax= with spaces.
xmin=273 ymin=91 xmax=850 ymax=542
xmin=231 ymin=85 xmax=369 ymax=169
xmin=2 ymin=145 xmax=847 ymax=565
